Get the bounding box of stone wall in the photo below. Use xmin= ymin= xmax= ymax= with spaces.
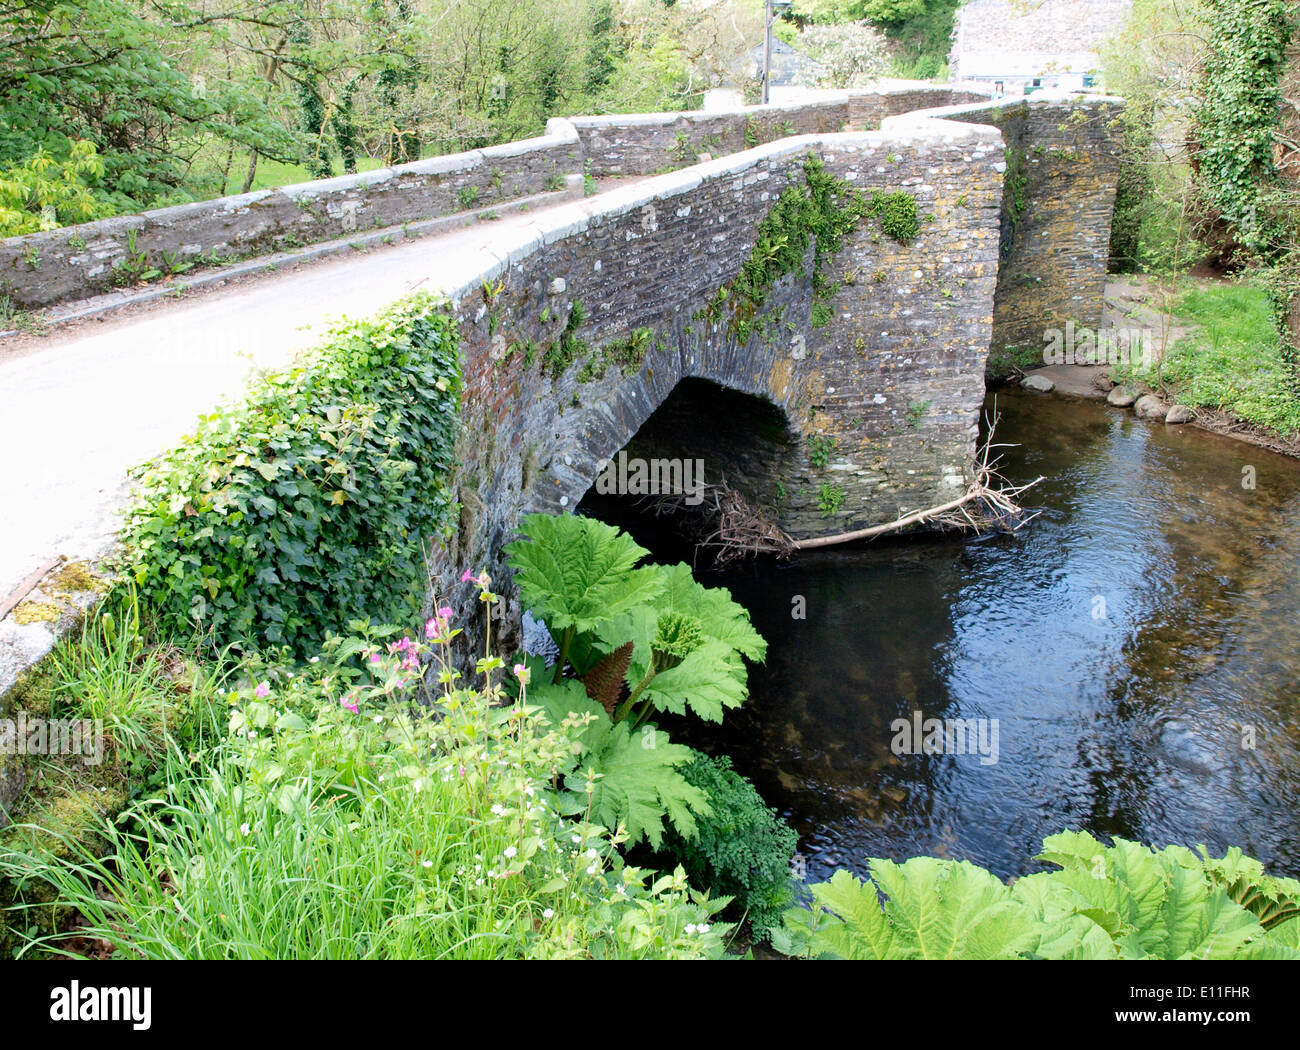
xmin=0 ymin=129 xmax=584 ymax=309
xmin=885 ymin=93 xmax=1124 ymax=362
xmin=428 ymin=123 xmax=1005 ymax=646
xmin=0 ymin=87 xmax=991 ymax=312
xmin=558 ymin=98 xmax=850 ymax=177
xmin=846 ymin=84 xmax=989 ymax=130
xmin=564 ymin=85 xmax=990 ymax=177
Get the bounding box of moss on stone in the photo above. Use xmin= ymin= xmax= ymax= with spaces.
xmin=51 ymin=562 xmax=105 ymax=596
xmin=12 ymin=601 xmax=61 ymax=625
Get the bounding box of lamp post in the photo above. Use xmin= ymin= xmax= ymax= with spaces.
xmin=762 ymin=0 xmax=793 ymax=105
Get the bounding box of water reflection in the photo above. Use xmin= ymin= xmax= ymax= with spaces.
xmin=670 ymin=392 xmax=1300 ymax=882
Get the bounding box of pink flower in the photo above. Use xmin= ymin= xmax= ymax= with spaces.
xmin=340 ymin=696 xmax=359 ymax=714
xmin=437 ymin=605 xmax=453 ymax=620
xmin=513 ymin=663 xmax=531 ymax=686
xmin=424 ymin=618 xmax=439 ymax=639
xmin=369 ymin=652 xmax=381 ymax=665
xmin=254 ymin=681 xmax=270 ymax=699
xmin=461 ymin=569 xmax=475 ymax=583
xmin=387 ymin=637 xmax=411 ymax=654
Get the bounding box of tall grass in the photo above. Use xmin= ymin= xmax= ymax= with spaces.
xmin=15 ymin=742 xmax=554 ymax=959
xmin=2 ymin=615 xmax=732 ymax=960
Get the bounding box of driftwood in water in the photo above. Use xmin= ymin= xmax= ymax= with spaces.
xmin=631 ymin=405 xmax=1040 ymax=560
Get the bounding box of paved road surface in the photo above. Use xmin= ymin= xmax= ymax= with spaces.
xmin=0 ymin=200 xmax=584 ymax=605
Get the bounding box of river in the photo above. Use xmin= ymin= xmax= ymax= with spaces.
xmin=664 ymin=390 xmax=1300 ymax=882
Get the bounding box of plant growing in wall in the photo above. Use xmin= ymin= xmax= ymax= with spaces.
xmin=703 ymin=154 xmax=868 ymax=344
xmin=817 ymin=482 xmax=844 ymax=516
xmin=868 ymin=190 xmax=919 ymax=244
xmin=808 ymin=433 xmax=835 ymax=468
xmin=542 ymin=299 xmax=589 ymax=378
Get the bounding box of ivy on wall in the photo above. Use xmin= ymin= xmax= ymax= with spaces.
xmin=699 ymin=153 xmax=915 ymax=344
xmin=1192 ymin=0 xmax=1294 ymax=259
xmin=122 ymin=292 xmax=461 ymax=656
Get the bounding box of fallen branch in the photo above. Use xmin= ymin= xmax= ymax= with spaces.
xmin=794 ymin=403 xmax=1041 ymax=550
xmin=623 ymin=403 xmax=1040 ymax=560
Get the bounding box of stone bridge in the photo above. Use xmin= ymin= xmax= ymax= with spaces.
xmin=431 ymin=93 xmax=1123 ymax=638
xmin=0 ymin=86 xmax=1123 ymax=690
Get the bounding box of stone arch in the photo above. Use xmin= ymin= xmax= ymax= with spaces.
xmin=575 ymin=376 xmax=802 ymax=546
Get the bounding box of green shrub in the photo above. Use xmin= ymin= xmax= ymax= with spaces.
xmin=657 ymin=753 xmax=798 ymax=940
xmin=121 ymin=292 xmax=461 ymax=656
xmin=775 ymin=830 xmax=1300 ymax=960
xmin=0 ymin=140 xmax=106 ymax=236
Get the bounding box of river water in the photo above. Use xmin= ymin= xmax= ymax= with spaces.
xmin=673 ymin=391 xmax=1300 ymax=883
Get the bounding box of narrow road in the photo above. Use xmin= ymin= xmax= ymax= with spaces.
xmin=0 ymin=192 xmax=605 ymax=605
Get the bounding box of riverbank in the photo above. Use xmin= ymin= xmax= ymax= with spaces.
xmin=1008 ymin=275 xmax=1300 ymax=459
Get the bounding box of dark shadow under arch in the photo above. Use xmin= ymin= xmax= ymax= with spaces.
xmin=577 ymin=377 xmax=800 ymax=560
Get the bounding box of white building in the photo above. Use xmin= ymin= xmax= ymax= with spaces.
xmin=949 ymin=0 xmax=1133 ymax=95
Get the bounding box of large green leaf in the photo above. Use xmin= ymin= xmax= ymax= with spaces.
xmin=596 ymin=606 xmax=749 ymax=723
xmin=525 ymin=657 xmax=709 ymax=848
xmin=504 ymin=513 xmax=664 ymax=635
xmin=781 ymin=831 xmax=1298 ymax=960
xmin=653 ymin=562 xmax=767 ymax=662
xmin=791 ymin=860 xmax=1039 ymax=960
xmin=591 ymin=563 xmax=765 ymax=723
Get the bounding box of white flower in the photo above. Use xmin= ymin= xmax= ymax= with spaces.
xmin=503 ymin=846 xmax=518 ymax=859
xmin=585 ymin=847 xmax=598 ymax=859
xmin=310 ymin=656 xmax=320 ymax=664
xmin=542 ymin=908 xmax=554 ymax=919
xmin=571 ymin=834 xmax=582 ymax=844
xmin=699 ymin=923 xmax=711 ymax=934
xmin=586 ymin=864 xmax=598 ymax=875
xmin=490 ymin=803 xmax=506 ymax=816
xmin=685 ymin=923 xmax=697 ymax=935
xmin=421 ymin=860 xmax=433 ymax=868
xmin=239 ymin=822 xmax=251 ymax=836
